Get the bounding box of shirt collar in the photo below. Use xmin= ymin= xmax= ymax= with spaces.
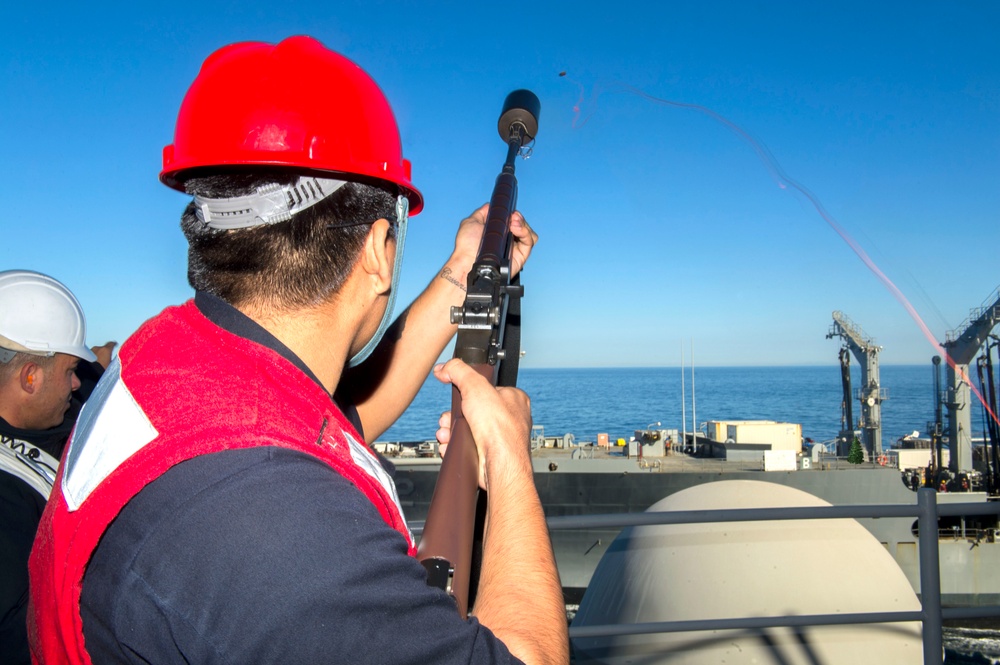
xmin=193 ymin=291 xmax=327 ymax=392
xmin=192 ymin=291 xmax=369 ymax=456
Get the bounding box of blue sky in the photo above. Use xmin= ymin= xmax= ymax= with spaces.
xmin=2 ymin=2 xmax=997 ymax=367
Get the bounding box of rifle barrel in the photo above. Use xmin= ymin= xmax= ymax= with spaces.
xmin=417 ymin=89 xmax=539 ymax=616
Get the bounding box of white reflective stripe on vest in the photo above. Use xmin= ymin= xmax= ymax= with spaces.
xmin=62 ymin=357 xmax=158 ymax=511
xmin=344 ymin=431 xmax=413 ymax=542
xmin=0 ymin=437 xmax=59 ymax=499
xmin=60 ymin=355 xmax=411 ymax=533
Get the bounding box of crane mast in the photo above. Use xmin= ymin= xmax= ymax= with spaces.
xmin=827 ymin=311 xmax=886 ymax=457
xmin=941 ymin=287 xmax=1000 ymax=472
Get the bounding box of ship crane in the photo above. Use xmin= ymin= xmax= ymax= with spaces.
xmin=941 ymin=286 xmax=1000 ymax=472
xmin=827 ymin=311 xmax=886 ymax=457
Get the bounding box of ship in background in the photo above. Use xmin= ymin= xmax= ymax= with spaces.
xmin=379 ymin=286 xmax=1000 ymax=608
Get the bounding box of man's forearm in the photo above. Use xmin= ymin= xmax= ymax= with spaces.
xmin=351 ymin=255 xmax=470 ymax=441
xmin=473 ymin=457 xmax=569 ymax=665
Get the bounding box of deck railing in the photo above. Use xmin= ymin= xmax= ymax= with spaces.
xmin=544 ymin=488 xmax=1000 ymax=665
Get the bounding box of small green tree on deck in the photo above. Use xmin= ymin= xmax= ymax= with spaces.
xmin=848 ymin=437 xmax=865 ymax=464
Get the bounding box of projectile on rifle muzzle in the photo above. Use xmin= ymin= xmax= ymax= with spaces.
xmin=497 ymin=89 xmax=540 ymax=142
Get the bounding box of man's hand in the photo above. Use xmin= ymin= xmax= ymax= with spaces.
xmin=432 ymin=359 xmax=568 ymax=665
xmin=345 ymin=205 xmax=535 ymax=443
xmin=449 ymin=204 xmax=538 ymax=282
xmin=91 ymin=342 xmax=117 ymax=369
xmin=432 ymin=358 xmax=532 ymax=491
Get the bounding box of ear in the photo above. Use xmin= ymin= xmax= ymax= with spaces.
xmin=19 ymin=362 xmax=41 ymax=394
xmin=359 ymin=218 xmax=395 ymax=296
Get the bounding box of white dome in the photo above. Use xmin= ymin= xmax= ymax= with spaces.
xmin=572 ymin=480 xmax=922 ymax=664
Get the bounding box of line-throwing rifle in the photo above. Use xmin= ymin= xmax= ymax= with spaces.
xmin=417 ymin=90 xmax=541 ymax=617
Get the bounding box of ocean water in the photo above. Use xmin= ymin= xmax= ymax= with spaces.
xmin=381 ymin=364 xmax=990 ymax=447
xmin=383 ymin=364 xmax=1000 ymax=661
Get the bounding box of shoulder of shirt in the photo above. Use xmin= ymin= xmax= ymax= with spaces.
xmin=162 ymin=447 xmax=359 ymax=487
xmin=87 ymin=447 xmax=389 ymax=576
xmin=127 ymin=447 xmax=378 ymax=521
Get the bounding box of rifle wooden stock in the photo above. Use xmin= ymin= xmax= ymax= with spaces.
xmin=417 ymin=90 xmax=539 ymax=616
xmin=417 ymin=364 xmax=491 ymax=617
xmin=416 ymin=177 xmax=517 ymax=617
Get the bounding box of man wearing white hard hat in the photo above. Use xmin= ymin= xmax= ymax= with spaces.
xmin=0 ymin=269 xmax=113 ymax=665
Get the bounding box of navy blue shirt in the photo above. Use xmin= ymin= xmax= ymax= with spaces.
xmin=0 ymin=464 xmax=45 ymax=665
xmin=80 ymin=294 xmax=521 ymax=664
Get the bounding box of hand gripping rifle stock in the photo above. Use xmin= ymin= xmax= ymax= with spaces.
xmin=417 ymin=90 xmax=540 ymax=617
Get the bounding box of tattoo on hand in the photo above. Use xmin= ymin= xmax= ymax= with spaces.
xmin=440 ymin=267 xmax=466 ymax=292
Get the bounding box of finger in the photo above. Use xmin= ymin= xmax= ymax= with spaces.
xmin=436 ymin=358 xmax=493 ymax=400
xmin=510 ymin=212 xmax=537 ymax=253
xmin=454 ymin=205 xmax=488 ymax=235
xmin=496 ymin=385 xmax=530 ymax=405
xmin=509 ymin=219 xmax=537 ymax=276
xmin=511 ymin=212 xmax=537 ymax=240
xmin=465 ymin=204 xmax=489 ymax=226
xmin=494 ymin=386 xmax=532 ymax=420
xmin=436 ymin=412 xmax=452 ymax=446
xmin=432 ymin=362 xmax=452 ymax=384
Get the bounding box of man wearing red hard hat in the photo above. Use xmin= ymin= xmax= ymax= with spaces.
xmin=28 ymin=37 xmax=567 ymax=664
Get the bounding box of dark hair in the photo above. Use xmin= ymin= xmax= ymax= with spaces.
xmin=0 ymin=351 xmax=55 ymax=384
xmin=180 ymin=171 xmax=397 ymax=310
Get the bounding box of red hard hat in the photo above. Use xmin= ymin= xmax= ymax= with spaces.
xmin=160 ymin=36 xmax=423 ymax=214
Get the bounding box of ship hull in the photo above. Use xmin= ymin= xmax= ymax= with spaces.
xmin=391 ymin=451 xmax=1000 ymax=607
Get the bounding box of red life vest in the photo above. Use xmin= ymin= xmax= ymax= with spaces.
xmin=28 ymin=301 xmax=415 ymax=664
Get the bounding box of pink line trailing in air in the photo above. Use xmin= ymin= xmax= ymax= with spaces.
xmin=561 ymin=75 xmax=999 ymax=428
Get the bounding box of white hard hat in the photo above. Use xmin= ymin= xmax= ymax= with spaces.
xmin=0 ymin=270 xmax=97 ymax=362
